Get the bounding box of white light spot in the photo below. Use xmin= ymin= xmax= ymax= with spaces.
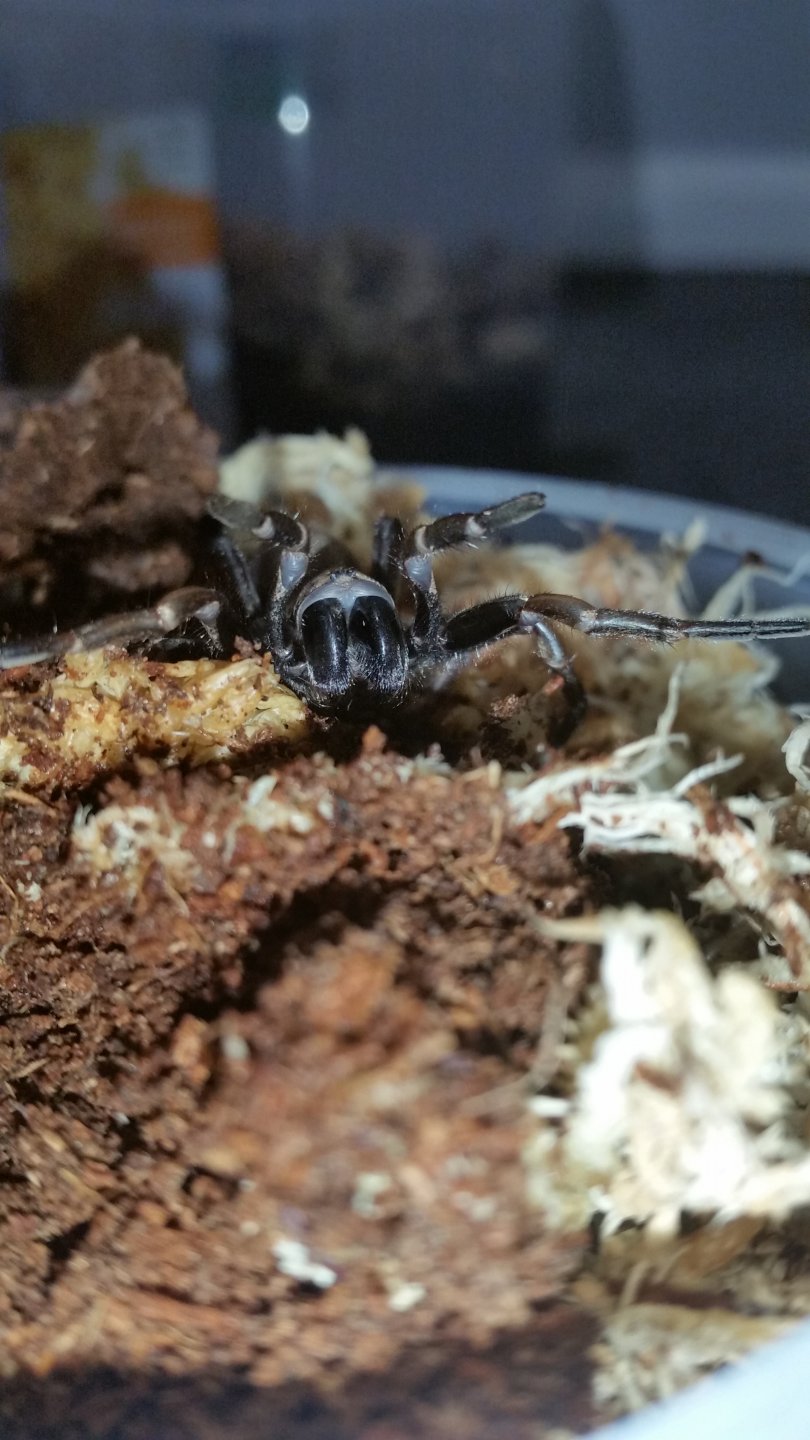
xmin=351 ymin=1171 xmax=392 ymax=1218
xmin=273 ymin=1237 xmax=337 ymax=1290
xmin=278 ymin=94 xmax=310 ymax=136
xmin=220 ymin=1032 xmax=250 ymax=1064
xmin=388 ymin=1281 xmax=426 ymax=1313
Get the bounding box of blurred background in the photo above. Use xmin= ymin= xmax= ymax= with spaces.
xmin=0 ymin=0 xmax=808 ymax=518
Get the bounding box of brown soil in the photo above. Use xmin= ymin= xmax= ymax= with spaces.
xmin=0 ymin=339 xmax=218 ymax=632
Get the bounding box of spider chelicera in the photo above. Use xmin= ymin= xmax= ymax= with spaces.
xmin=0 ymin=491 xmax=808 ymax=723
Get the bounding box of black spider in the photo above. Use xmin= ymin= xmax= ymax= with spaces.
xmin=1 ymin=491 xmax=808 ymax=725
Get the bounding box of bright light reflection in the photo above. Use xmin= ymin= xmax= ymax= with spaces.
xmin=278 ymin=94 xmax=310 ymax=136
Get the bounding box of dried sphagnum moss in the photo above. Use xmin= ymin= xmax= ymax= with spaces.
xmin=0 ymin=652 xmax=308 ymax=790
xmin=452 ymin=508 xmax=810 ymax=1413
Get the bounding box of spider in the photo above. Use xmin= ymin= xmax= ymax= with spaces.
xmin=0 ymin=490 xmax=808 ymax=725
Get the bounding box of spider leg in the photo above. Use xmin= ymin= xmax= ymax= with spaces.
xmin=207 ymin=494 xmax=309 ymax=550
xmin=393 ymin=494 xmax=546 ymax=657
xmin=440 ymin=595 xmax=586 ymax=730
xmin=209 ymin=532 xmax=262 ymax=622
xmin=408 ymin=492 xmax=546 ymax=560
xmin=514 ymin=591 xmax=810 ymax=733
xmin=371 ymin=515 xmax=440 ymax=654
xmin=372 ymin=516 xmax=406 ymax=588
xmin=515 ymin=593 xmax=810 ymax=645
xmin=0 ymin=588 xmax=228 ymax=669
xmin=438 ymin=587 xmax=810 ymax=737
xmin=208 ymin=493 xmax=315 ymax=654
xmin=443 ymin=591 xmax=810 ymax=659
xmin=402 ymin=492 xmax=545 ymax=590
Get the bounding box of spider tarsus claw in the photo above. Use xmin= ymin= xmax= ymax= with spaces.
xmin=478 ymin=492 xmax=546 ymax=533
xmin=206 ymin=494 xmax=264 ymax=532
xmin=544 ymin=672 xmax=587 ymax=745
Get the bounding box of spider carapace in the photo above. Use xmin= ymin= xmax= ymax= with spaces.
xmin=1 ymin=491 xmax=809 ymax=723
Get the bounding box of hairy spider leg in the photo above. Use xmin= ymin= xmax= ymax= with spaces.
xmin=439 ymin=594 xmax=586 ymax=728
xmin=206 ymin=494 xmax=309 ymax=550
xmin=382 ymin=493 xmax=548 ymax=661
xmin=209 ymin=533 xmax=262 ymax=623
xmin=402 ymin=492 xmax=546 ymax=599
xmin=407 ymin=493 xmax=547 ymax=563
xmin=0 ymin=588 xmax=226 ymax=669
xmin=443 ymin=590 xmax=810 ymax=660
xmin=371 ymin=515 xmax=406 ymax=588
xmin=513 ymin=593 xmax=810 ymax=645
xmin=439 ymin=590 xmax=810 ymax=737
xmin=371 ymin=514 xmax=442 ymax=660
xmin=206 ymin=495 xmax=313 ymax=656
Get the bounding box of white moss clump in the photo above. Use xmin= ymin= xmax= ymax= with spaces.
xmin=219 ymin=429 xmax=374 ymax=540
xmin=525 ymin=908 xmax=810 ymax=1238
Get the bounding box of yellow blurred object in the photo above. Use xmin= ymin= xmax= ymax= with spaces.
xmin=0 ymin=109 xmax=224 ymax=389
